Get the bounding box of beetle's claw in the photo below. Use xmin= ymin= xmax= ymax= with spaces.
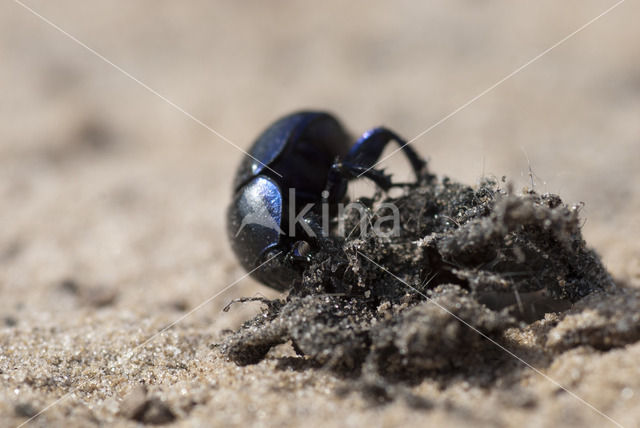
xmin=285 ymin=241 xmax=313 ymax=266
xmin=292 ymin=241 xmax=312 ymax=261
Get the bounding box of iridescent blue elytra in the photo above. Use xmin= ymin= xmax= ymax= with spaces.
xmin=227 ymin=111 xmax=425 ymax=291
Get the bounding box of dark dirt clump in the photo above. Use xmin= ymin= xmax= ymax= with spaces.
xmin=220 ymin=170 xmax=638 ymax=401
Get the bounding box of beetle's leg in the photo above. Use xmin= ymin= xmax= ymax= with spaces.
xmin=331 ymin=162 xmax=393 ymax=189
xmin=345 ymin=127 xmax=426 ymax=178
xmin=324 ymin=161 xmax=394 ymax=204
xmin=323 ymin=127 xmax=425 ymax=203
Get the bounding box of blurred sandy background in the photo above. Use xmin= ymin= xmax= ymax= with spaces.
xmin=1 ymin=1 xmax=639 ymax=427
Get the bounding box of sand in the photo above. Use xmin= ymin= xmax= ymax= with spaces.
xmin=1 ymin=1 xmax=639 ymax=427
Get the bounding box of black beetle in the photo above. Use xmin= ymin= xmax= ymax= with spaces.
xmin=227 ymin=111 xmax=425 ymax=290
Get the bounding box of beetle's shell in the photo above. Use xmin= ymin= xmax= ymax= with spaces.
xmin=227 ymin=174 xmax=283 ymax=267
xmin=228 ymin=111 xmax=351 ymax=290
xmin=228 ymin=175 xmax=304 ymax=291
xmin=232 ymin=112 xmax=350 ymax=197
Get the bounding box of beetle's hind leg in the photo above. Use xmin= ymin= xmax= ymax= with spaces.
xmin=324 ymin=127 xmax=426 ymax=201
xmin=345 ymin=127 xmax=426 ymax=178
xmin=329 ymin=161 xmax=393 ymax=190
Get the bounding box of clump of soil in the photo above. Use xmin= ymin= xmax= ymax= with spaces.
xmin=220 ymin=170 xmax=638 ymax=401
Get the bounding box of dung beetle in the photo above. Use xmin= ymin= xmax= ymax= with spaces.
xmin=227 ymin=111 xmax=425 ymax=290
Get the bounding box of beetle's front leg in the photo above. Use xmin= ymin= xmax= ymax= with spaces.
xmin=324 ymin=161 xmax=393 ymax=203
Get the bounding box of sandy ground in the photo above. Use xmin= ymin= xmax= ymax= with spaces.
xmin=1 ymin=1 xmax=639 ymax=427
